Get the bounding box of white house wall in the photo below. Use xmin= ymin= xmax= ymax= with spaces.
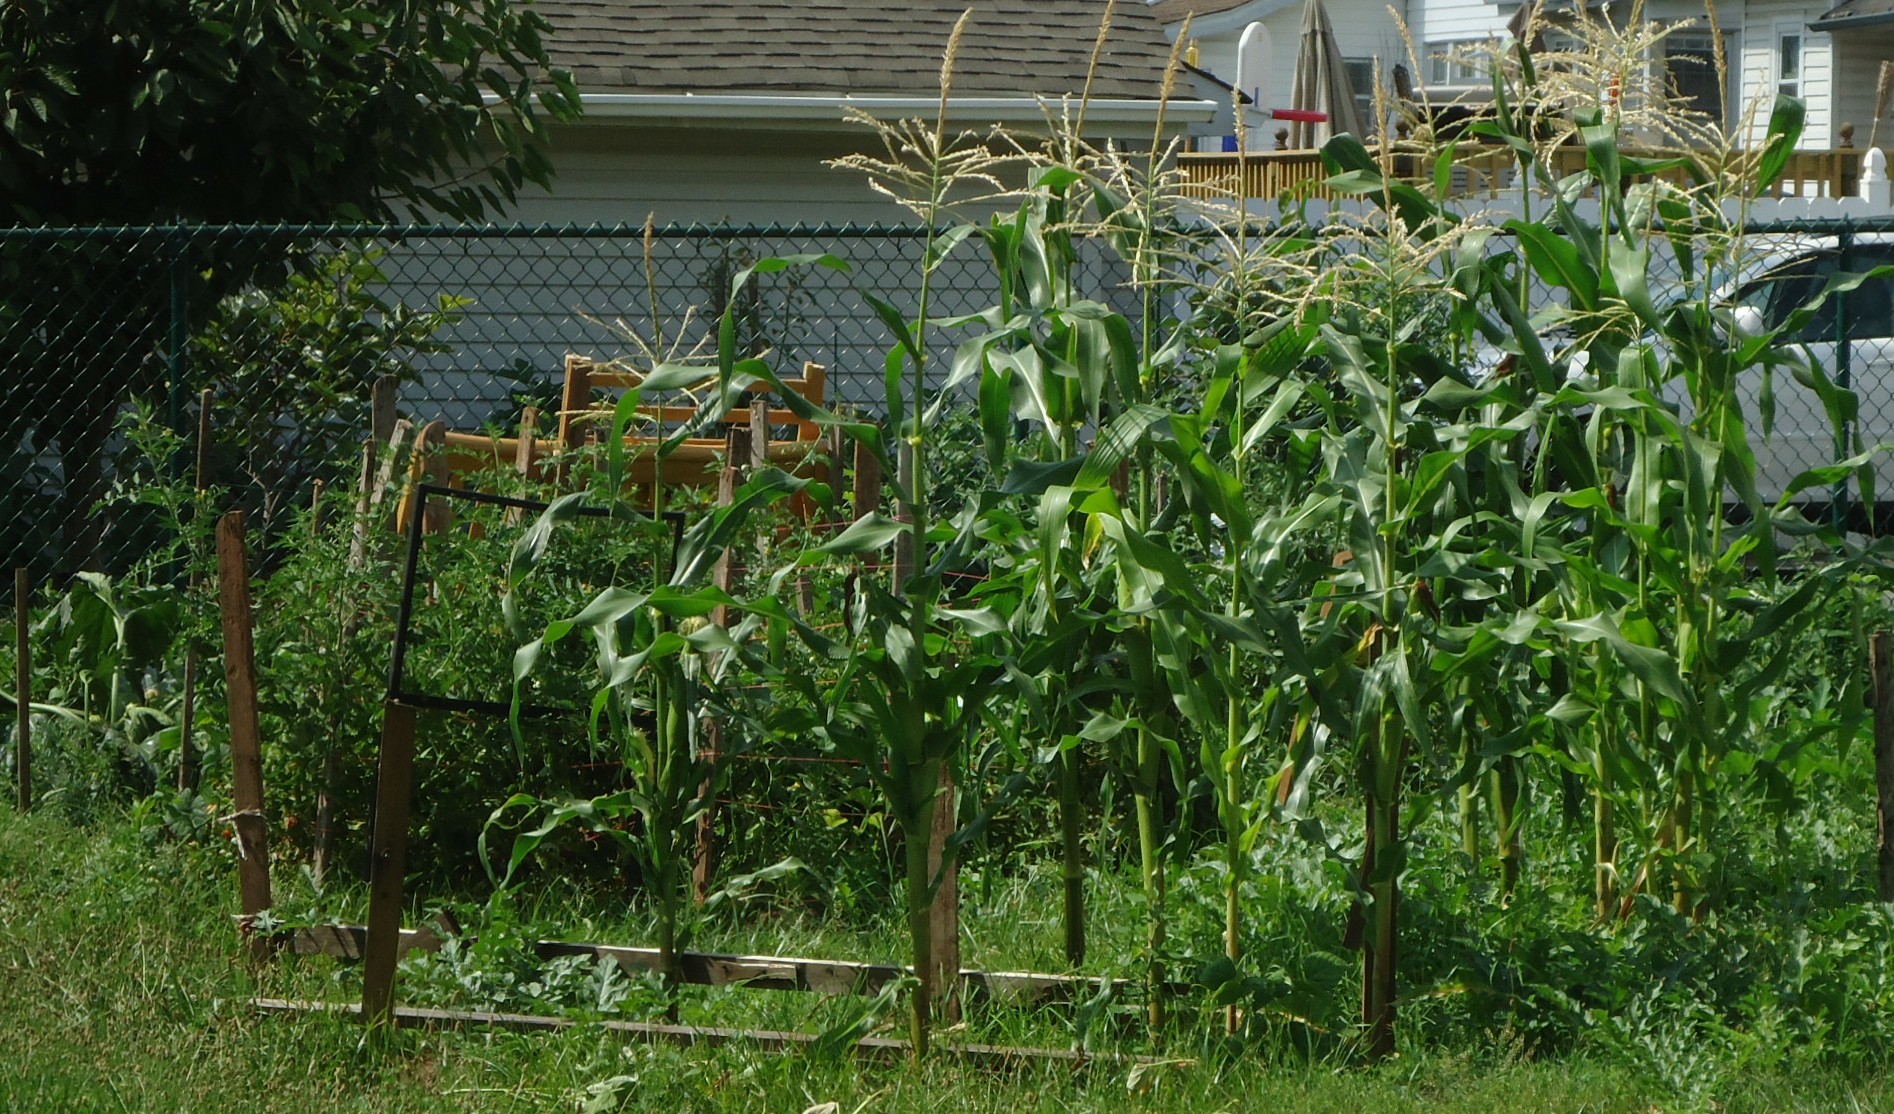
xmin=385 ymin=122 xmax=1141 ymax=425
xmin=1180 ymin=0 xmax=1437 ymax=148
xmin=1735 ymin=0 xmax=1832 ymax=147
xmin=1409 ymin=0 xmax=1503 ymax=48
xmin=1173 ymin=0 xmax=1872 ymax=153
xmin=1828 ymin=30 xmax=1894 ymax=153
xmin=501 ymin=125 xmax=915 ymax=227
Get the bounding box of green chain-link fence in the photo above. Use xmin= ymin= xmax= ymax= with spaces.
xmin=3 ymin=217 xmax=1892 ymax=578
xmin=0 ymin=222 xmax=1142 ymax=578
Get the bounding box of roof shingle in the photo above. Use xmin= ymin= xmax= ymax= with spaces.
xmin=532 ymin=0 xmax=1182 ymax=100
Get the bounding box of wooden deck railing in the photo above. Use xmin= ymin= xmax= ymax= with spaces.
xmin=1178 ymin=141 xmax=1865 ymax=204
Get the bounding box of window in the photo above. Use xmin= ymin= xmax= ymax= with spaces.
xmin=1426 ymin=40 xmax=1487 ymax=86
xmin=1740 ymin=247 xmax=1894 ymax=342
xmin=1777 ymin=32 xmax=1801 ymax=99
xmin=1665 ymin=32 xmax=1722 ymax=123
xmin=1344 ymin=58 xmax=1378 ymax=133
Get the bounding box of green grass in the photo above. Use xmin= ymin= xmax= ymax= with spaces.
xmin=1 ymin=803 xmax=1888 ymax=1113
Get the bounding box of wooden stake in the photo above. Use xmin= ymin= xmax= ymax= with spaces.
xmin=893 ymin=441 xmax=960 ymax=1025
xmin=504 ymin=406 xmax=541 ymax=527
xmin=14 ymin=568 xmax=29 ymax=812
xmin=217 ymin=512 xmax=272 ymax=958
xmin=1874 ymin=631 xmax=1894 ymax=900
xmin=370 ymin=374 xmax=400 ymax=446
xmin=309 ymin=484 xmax=340 ymax=888
xmin=369 ymin=419 xmax=415 ymax=527
xmin=697 ymin=424 xmax=752 ymax=905
xmin=825 ymin=422 xmax=849 ymax=521
xmin=929 ymin=764 xmax=961 ymax=1025
xmin=853 ymin=437 xmax=882 ymax=519
xmin=308 ymin=478 xmax=327 ymax=534
xmin=417 ymin=420 xmax=451 ymax=536
xmin=362 ymin=700 xmax=419 ymax=1026
xmin=711 ymin=425 xmax=752 ymax=632
xmin=516 ymin=405 xmax=541 ymax=479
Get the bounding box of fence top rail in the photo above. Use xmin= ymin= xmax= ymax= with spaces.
xmin=0 ymin=221 xmax=953 ymax=242
xmin=7 ymin=214 xmax=1894 ymax=244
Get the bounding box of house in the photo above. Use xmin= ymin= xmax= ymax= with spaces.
xmin=389 ymin=1 xmax=1235 ymax=425
xmin=1152 ymin=0 xmax=1889 ymax=153
xmin=501 ymin=0 xmax=1226 ymax=225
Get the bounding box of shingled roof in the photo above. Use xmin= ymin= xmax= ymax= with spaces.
xmin=1147 ymin=0 xmax=1252 ymax=21
xmin=1810 ymin=0 xmax=1894 ymax=29
xmin=532 ymin=0 xmax=1181 ymax=101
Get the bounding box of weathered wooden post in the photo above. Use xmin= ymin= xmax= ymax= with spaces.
xmin=217 ymin=511 xmax=273 ymax=960
xmin=361 ymin=700 xmax=419 ymax=1025
xmin=892 ymin=441 xmax=960 ymax=1026
xmin=696 ymin=420 xmax=753 ymax=905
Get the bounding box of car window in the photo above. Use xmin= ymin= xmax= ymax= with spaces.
xmin=1739 ymin=247 xmax=1894 ymax=342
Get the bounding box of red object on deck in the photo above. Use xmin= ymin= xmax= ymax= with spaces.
xmin=1268 ymin=108 xmax=1329 ymax=123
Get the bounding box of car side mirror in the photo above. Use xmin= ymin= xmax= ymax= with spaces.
xmin=1731 ymin=304 xmax=1766 ymax=339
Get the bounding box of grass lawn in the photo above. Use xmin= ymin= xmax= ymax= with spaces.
xmin=1 ymin=803 xmax=1887 ymax=1113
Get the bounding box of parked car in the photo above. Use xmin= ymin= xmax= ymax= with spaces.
xmin=1719 ymin=235 xmax=1894 ymax=511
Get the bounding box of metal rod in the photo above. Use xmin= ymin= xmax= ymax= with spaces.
xmin=13 ymin=568 xmax=29 ymax=812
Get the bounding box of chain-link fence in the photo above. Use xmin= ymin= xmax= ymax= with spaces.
xmin=3 ymin=217 xmax=1892 ymax=578
xmin=0 ymin=222 xmax=1142 ymax=578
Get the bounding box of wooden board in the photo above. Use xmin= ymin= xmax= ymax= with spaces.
xmin=248 ymin=998 xmax=1163 ymax=1067
xmin=291 ymin=924 xmax=1134 ymax=1006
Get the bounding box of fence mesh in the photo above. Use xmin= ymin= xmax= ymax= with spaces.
xmin=2 ymin=217 xmax=1890 ymax=578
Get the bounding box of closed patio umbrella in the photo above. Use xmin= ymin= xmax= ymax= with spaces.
xmin=1289 ymin=0 xmax=1367 ymax=147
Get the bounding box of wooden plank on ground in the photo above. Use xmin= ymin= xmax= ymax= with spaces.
xmin=217 ymin=512 xmax=272 ymax=957
xmin=249 ymin=998 xmax=1166 ymax=1067
xmin=291 ymin=924 xmax=1134 ymax=1006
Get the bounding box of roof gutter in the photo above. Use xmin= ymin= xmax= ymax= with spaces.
xmin=1808 ymin=11 xmax=1894 ymax=29
xmin=494 ymin=92 xmax=1219 ymax=130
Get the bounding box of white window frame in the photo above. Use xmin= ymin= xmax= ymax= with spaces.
xmin=1775 ymin=24 xmax=1802 ymax=100
xmin=1663 ymin=29 xmax=1723 ymax=123
xmin=1343 ymin=56 xmax=1378 ymax=131
xmin=1426 ymin=39 xmax=1490 ymax=88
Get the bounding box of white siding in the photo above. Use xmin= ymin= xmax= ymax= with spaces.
xmin=1735 ymin=0 xmax=1832 ymax=147
xmin=1830 ymin=29 xmax=1894 ymax=152
xmin=1188 ymin=0 xmax=1444 ymax=148
xmin=503 ymin=124 xmax=915 ymax=227
xmin=1411 ymin=0 xmax=1506 ymax=45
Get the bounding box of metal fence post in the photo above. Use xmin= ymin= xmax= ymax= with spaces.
xmin=167 ymin=221 xmax=190 ymax=461
xmin=1837 ymin=218 xmax=1855 ymax=532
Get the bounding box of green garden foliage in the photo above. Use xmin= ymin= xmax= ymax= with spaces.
xmin=16 ymin=13 xmax=1894 ymax=1104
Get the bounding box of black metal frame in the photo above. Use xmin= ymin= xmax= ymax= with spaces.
xmin=387 ymin=483 xmax=685 ymax=718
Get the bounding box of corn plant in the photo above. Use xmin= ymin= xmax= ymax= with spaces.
xmin=483 ymin=361 xmax=812 ymax=1001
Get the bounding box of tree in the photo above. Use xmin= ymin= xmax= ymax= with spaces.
xmin=0 ymin=0 xmax=581 ymax=570
xmin=0 ymin=0 xmax=579 ymax=224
